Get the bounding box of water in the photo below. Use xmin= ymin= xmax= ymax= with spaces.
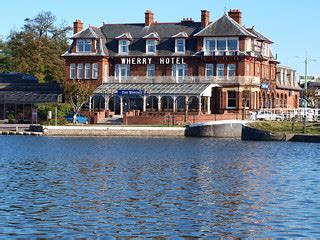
xmin=0 ymin=136 xmax=320 ymax=238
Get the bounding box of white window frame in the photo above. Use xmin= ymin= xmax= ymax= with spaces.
xmin=205 ymin=64 xmax=214 ymax=79
xmin=146 ymin=39 xmax=157 ymax=54
xmin=216 ymin=64 xmax=225 ymax=79
xmin=227 ymin=91 xmax=237 ymax=109
xmin=204 ymin=37 xmax=239 ymax=55
xmin=70 ymin=64 xmax=76 ymax=79
xmin=115 ymin=64 xmax=130 ymax=80
xmin=227 ymin=64 xmax=236 ymax=78
xmin=118 ymin=40 xmax=129 ymax=54
xmin=227 ymin=38 xmax=239 ymax=51
xmin=76 ymin=39 xmax=92 ymax=52
xmin=172 ymin=64 xmax=188 ymax=82
xmin=92 ymin=63 xmax=98 ymax=79
xmin=147 ymin=64 xmax=155 ymax=78
xmin=175 ymin=39 xmax=185 ymax=53
xmin=85 ymin=63 xmax=91 ymax=79
xmin=204 ymin=38 xmax=216 ymax=54
xmin=77 ymin=64 xmax=83 ymax=79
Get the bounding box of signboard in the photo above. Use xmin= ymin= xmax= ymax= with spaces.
xmin=121 ymin=57 xmax=186 ymax=65
xmin=260 ymin=83 xmax=269 ymax=89
xmin=117 ymin=90 xmax=146 ymax=96
xmin=32 ymin=109 xmax=38 ymax=124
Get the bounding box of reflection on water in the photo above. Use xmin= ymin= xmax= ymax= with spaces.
xmin=0 ymin=136 xmax=320 ymax=238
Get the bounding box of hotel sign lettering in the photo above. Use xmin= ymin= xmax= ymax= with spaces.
xmin=121 ymin=57 xmax=186 ymax=65
xmin=117 ymin=90 xmax=146 ymax=96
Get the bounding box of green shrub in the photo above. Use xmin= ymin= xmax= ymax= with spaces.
xmin=36 ymin=103 xmax=72 ymax=120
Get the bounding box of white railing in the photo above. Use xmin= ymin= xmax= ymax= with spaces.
xmin=104 ymin=76 xmax=261 ymax=85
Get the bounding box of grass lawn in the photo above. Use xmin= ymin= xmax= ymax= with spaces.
xmin=249 ymin=121 xmax=320 ymax=135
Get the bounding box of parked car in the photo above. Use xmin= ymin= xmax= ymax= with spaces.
xmin=65 ymin=113 xmax=89 ymax=124
xmin=256 ymin=110 xmax=276 ymax=121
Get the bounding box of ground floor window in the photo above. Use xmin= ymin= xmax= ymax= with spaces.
xmin=227 ymin=91 xmax=237 ymax=108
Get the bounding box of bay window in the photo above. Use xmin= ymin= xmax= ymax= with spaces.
xmin=227 ymin=39 xmax=238 ymax=51
xmin=217 ymin=39 xmax=227 ymax=51
xmin=70 ymin=64 xmax=76 ymax=79
xmin=205 ymin=39 xmax=215 ymax=54
xmin=227 ymin=91 xmax=237 ymax=108
xmin=77 ymin=39 xmax=92 ymax=52
xmin=77 ymin=64 xmax=83 ymax=79
xmin=92 ymin=63 xmax=98 ymax=79
xmin=85 ymin=64 xmax=91 ymax=79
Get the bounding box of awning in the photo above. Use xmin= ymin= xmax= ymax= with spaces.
xmin=94 ymin=83 xmax=218 ymax=97
xmin=0 ymin=91 xmax=62 ymax=104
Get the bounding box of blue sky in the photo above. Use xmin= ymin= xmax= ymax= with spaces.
xmin=1 ymin=0 xmax=319 ymax=76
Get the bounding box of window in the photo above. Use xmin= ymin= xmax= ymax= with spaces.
xmin=205 ymin=39 xmax=215 ymax=53
xmin=175 ymin=39 xmax=185 ymax=53
xmin=227 ymin=64 xmax=236 ymax=77
xmin=119 ymin=40 xmax=129 ymax=54
xmin=217 ymin=39 xmax=227 ymax=51
xmin=147 ymin=64 xmax=155 ymax=78
xmin=146 ymin=39 xmax=156 ymax=53
xmin=85 ymin=64 xmax=91 ymax=79
xmin=205 ymin=64 xmax=214 ymax=78
xmin=217 ymin=64 xmax=224 ymax=79
xmin=172 ymin=64 xmax=188 ymax=81
xmin=77 ymin=64 xmax=83 ymax=79
xmin=115 ymin=64 xmax=130 ymax=79
xmin=70 ymin=64 xmax=76 ymax=79
xmin=227 ymin=39 xmax=238 ymax=51
xmin=77 ymin=39 xmax=92 ymax=52
xmin=227 ymin=91 xmax=237 ymax=108
xmin=92 ymin=63 xmax=98 ymax=79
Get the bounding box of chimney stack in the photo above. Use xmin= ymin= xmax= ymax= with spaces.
xmin=228 ymin=9 xmax=242 ymax=25
xmin=201 ymin=10 xmax=210 ymax=28
xmin=73 ymin=19 xmax=83 ymax=34
xmin=145 ymin=10 xmax=154 ymax=26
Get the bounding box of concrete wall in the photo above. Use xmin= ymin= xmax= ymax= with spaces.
xmin=42 ymin=126 xmax=185 ymax=137
xmin=186 ymin=120 xmax=245 ymax=138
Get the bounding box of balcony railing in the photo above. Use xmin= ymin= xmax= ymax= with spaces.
xmin=103 ymin=76 xmax=261 ymax=85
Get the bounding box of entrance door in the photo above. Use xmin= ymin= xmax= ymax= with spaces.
xmin=211 ymin=87 xmax=222 ymax=114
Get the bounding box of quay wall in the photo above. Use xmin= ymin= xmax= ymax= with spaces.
xmin=40 ymin=126 xmax=186 ymax=137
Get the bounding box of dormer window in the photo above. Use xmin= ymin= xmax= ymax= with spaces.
xmin=119 ymin=40 xmax=129 ymax=54
xmin=77 ymin=39 xmax=92 ymax=52
xmin=146 ymin=39 xmax=157 ymax=54
xmin=175 ymin=39 xmax=185 ymax=53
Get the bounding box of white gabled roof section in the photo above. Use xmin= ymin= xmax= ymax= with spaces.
xmin=115 ymin=32 xmax=133 ymax=40
xmin=201 ymin=84 xmax=220 ymax=96
xmin=172 ymin=32 xmax=189 ymax=38
xmin=142 ymin=32 xmax=160 ymax=40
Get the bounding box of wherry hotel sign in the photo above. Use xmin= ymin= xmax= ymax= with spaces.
xmin=121 ymin=57 xmax=186 ymax=65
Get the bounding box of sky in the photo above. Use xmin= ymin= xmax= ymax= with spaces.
xmin=1 ymin=0 xmax=319 ymax=76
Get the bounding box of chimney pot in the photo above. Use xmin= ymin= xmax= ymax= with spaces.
xmin=73 ymin=19 xmax=83 ymax=34
xmin=145 ymin=10 xmax=154 ymax=26
xmin=228 ymin=9 xmax=242 ymax=25
xmin=201 ymin=10 xmax=210 ymax=28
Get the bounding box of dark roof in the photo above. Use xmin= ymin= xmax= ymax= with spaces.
xmin=194 ymin=14 xmax=256 ymax=37
xmin=0 ymin=73 xmax=38 ymax=84
xmin=246 ymin=27 xmax=273 ymax=43
xmin=100 ymin=22 xmax=202 ymax=56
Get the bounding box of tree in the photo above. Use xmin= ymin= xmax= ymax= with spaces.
xmin=63 ymin=81 xmax=95 ymax=124
xmin=6 ymin=11 xmax=72 ymax=82
xmin=0 ymin=39 xmax=10 ymax=73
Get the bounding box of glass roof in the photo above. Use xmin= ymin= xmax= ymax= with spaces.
xmin=0 ymin=91 xmax=62 ymax=104
xmin=94 ymin=83 xmax=215 ymax=96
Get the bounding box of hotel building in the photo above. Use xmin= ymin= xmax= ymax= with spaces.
xmin=62 ymin=9 xmax=300 ymax=124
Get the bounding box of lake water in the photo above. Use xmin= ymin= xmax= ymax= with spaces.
xmin=0 ymin=136 xmax=320 ymax=238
